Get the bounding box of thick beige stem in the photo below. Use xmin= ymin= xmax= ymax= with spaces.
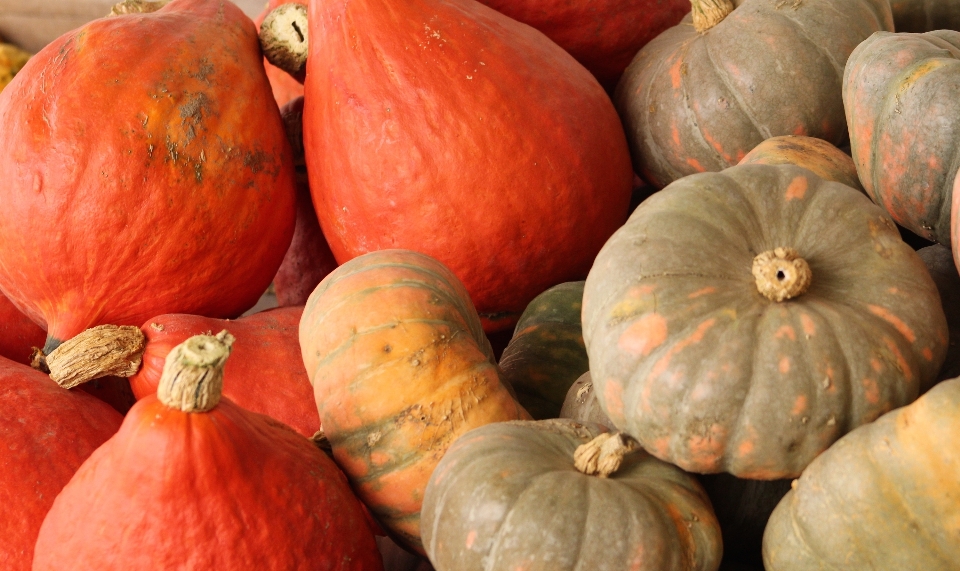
xmin=574 ymin=432 xmax=639 ymax=477
xmin=109 ymin=0 xmax=169 ymax=16
xmin=260 ymin=3 xmax=309 ymax=82
xmin=157 ymin=330 xmax=234 ymax=413
xmin=753 ymin=247 xmax=812 ymax=302
xmin=41 ymin=325 xmax=146 ymax=389
xmin=691 ymin=0 xmax=735 ymax=33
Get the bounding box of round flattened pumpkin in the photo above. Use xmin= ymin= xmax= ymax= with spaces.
xmin=303 ymin=0 xmax=634 ymax=333
xmin=421 ymin=418 xmax=723 ymax=571
xmin=844 ymin=30 xmax=960 ymax=246
xmin=0 ymin=0 xmax=296 ymax=352
xmin=738 ymin=135 xmax=864 ymax=193
xmin=762 ymin=376 xmax=960 ymax=570
xmin=300 ymin=249 xmax=530 ymax=553
xmin=582 ymin=164 xmax=947 ymax=479
xmin=615 ymin=0 xmax=892 ymax=189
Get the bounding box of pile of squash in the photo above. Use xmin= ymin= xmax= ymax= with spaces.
xmin=0 ymin=0 xmax=958 ymax=569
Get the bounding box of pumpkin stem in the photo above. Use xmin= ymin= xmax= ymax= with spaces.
xmin=311 ymin=427 xmax=334 ymax=457
xmin=157 ymin=330 xmax=235 ymax=413
xmin=752 ymin=247 xmax=812 ymax=302
xmin=691 ymin=0 xmax=735 ymax=33
xmin=573 ymin=432 xmax=639 ymax=477
xmin=39 ymin=325 xmax=146 ymax=389
xmin=259 ymin=3 xmax=309 ymax=83
xmin=108 ymin=0 xmax=169 ymax=16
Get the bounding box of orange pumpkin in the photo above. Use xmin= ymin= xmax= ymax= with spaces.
xmin=0 ymin=292 xmax=44 ymax=365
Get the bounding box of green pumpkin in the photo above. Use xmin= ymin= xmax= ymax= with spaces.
xmin=498 ymin=281 xmax=589 ymax=419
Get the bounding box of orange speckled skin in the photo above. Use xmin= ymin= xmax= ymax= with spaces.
xmin=762 ymin=377 xmax=960 ymax=570
xmin=582 ymin=165 xmax=947 ymax=479
xmin=253 ymin=0 xmax=306 ymax=108
xmin=616 ymin=0 xmax=892 ymax=189
xmin=129 ymin=306 xmax=318 ymax=437
xmin=300 ymin=250 xmax=531 ymax=553
xmin=845 ymin=30 xmax=960 ymax=247
xmin=303 ymin=0 xmax=634 ymax=334
xmin=0 ymin=0 xmax=296 ymax=350
xmin=421 ymin=419 xmax=723 ymax=571
xmin=0 ymin=357 xmax=122 ymax=571
xmin=738 ymin=135 xmax=864 ymax=194
xmin=477 ymin=0 xmax=689 ymax=89
xmin=0 ymin=292 xmax=44 ymax=365
xmin=32 ymin=395 xmax=383 ymax=571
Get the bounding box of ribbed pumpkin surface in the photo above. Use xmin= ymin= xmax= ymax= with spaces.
xmin=738 ymin=135 xmax=864 ymax=193
xmin=300 ymin=249 xmax=530 ymax=553
xmin=583 ymin=164 xmax=947 ymax=478
xmin=762 ymin=377 xmax=960 ymax=570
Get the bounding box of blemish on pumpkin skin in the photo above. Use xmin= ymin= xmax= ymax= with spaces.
xmin=779 ymin=356 xmax=791 ymax=374
xmin=774 ymin=325 xmax=796 ymax=341
xmin=862 ymin=378 xmax=881 ymax=405
xmin=784 ymin=177 xmax=808 ymax=201
xmin=867 ymin=305 xmax=917 ymax=343
xmin=669 ymin=58 xmax=684 ymax=89
xmin=465 ymin=530 xmax=477 ymax=549
xmin=604 ymin=380 xmax=625 ymax=421
xmin=688 ymin=287 xmax=717 ymax=299
xmin=737 ymin=439 xmax=754 ymax=457
xmin=687 ymin=424 xmax=726 ymax=470
xmin=922 ymin=347 xmax=934 ymax=361
xmin=618 ymin=313 xmax=668 ymax=356
xmin=686 ymin=157 xmax=705 ymax=172
xmin=800 ymin=313 xmax=816 ymax=337
xmin=882 ymin=337 xmax=914 ymax=385
xmin=649 ymin=318 xmax=717 ymax=379
xmin=791 ymin=395 xmax=808 ymax=416
xmin=870 ymin=358 xmax=883 ymax=373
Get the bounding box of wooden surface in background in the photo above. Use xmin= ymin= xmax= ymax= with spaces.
xmin=0 ymin=0 xmax=267 ymax=53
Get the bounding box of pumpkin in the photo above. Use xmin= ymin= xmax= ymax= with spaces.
xmin=254 ymin=0 xmax=307 ymax=107
xmin=582 ymin=164 xmax=947 ymax=479
xmin=0 ymin=357 xmax=122 ymax=571
xmin=762 ymin=376 xmax=960 ymax=570
xmin=303 ymin=0 xmax=634 ymax=333
xmin=498 ymin=281 xmax=589 ymax=419
xmin=559 ymin=371 xmax=614 ymax=429
xmin=738 ymin=136 xmax=864 ymax=193
xmin=917 ymin=245 xmax=960 ymax=384
xmin=33 ymin=332 xmax=383 ymax=571
xmin=0 ymin=42 xmax=29 ymax=92
xmin=300 ymin=249 xmax=531 ymax=553
xmin=615 ymin=0 xmax=893 ymax=189
xmin=475 ymin=0 xmax=688 ymax=90
xmin=273 ymin=96 xmax=338 ymax=307
xmin=421 ymin=418 xmax=723 ymax=571
xmin=0 ymin=0 xmax=296 ymax=355
xmin=844 ymin=30 xmax=960 ymax=246
xmin=0 ymin=292 xmax=44 ymax=365
xmin=889 ymin=0 xmax=960 ymax=32
xmin=126 ymin=306 xmax=318 ymax=437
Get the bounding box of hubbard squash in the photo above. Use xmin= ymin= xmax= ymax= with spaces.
xmin=0 ymin=357 xmax=122 ymax=571
xmin=421 ymin=419 xmax=723 ymax=571
xmin=0 ymin=292 xmax=44 ymax=365
xmin=738 ymin=136 xmax=864 ymax=193
xmin=615 ymin=0 xmax=892 ymax=188
xmin=300 ymin=249 xmax=530 ymax=553
xmin=762 ymin=377 xmax=960 ymax=570
xmin=33 ymin=332 xmax=383 ymax=571
xmin=0 ymin=0 xmax=296 ymax=355
xmin=582 ymin=164 xmax=947 ymax=479
xmin=303 ymin=0 xmax=634 ymax=333
xmin=844 ymin=30 xmax=960 ymax=246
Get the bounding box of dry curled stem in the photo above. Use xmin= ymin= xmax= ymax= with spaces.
xmin=109 ymin=0 xmax=169 ymax=16
xmin=157 ymin=330 xmax=235 ymax=413
xmin=260 ymin=3 xmax=309 ymax=81
xmin=574 ymin=432 xmax=640 ymax=477
xmin=43 ymin=325 xmax=146 ymax=389
xmin=752 ymin=247 xmax=812 ymax=302
xmin=691 ymin=0 xmax=735 ymax=33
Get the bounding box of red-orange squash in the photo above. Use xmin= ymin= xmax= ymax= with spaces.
xmin=476 ymin=0 xmax=688 ymax=89
xmin=615 ymin=0 xmax=892 ymax=188
xmin=0 ymin=0 xmax=296 ymax=354
xmin=304 ymin=0 xmax=634 ymax=333
xmin=844 ymin=30 xmax=960 ymax=246
xmin=0 ymin=357 xmax=122 ymax=571
xmin=0 ymin=292 xmax=44 ymax=365
xmin=33 ymin=333 xmax=382 ymax=571
xmin=582 ymin=164 xmax=947 ymax=479
xmin=300 ymin=249 xmax=531 ymax=553
xmin=129 ymin=306 xmax=318 ymax=437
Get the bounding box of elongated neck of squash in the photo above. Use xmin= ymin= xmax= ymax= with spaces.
xmin=691 ymin=0 xmax=735 ymax=33
xmin=157 ymin=330 xmax=235 ymax=413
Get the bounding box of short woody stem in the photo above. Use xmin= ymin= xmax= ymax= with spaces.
xmin=39 ymin=325 xmax=146 ymax=389
xmin=109 ymin=0 xmax=169 ymax=16
xmin=691 ymin=0 xmax=735 ymax=33
xmin=573 ymin=432 xmax=639 ymax=478
xmin=752 ymin=247 xmax=812 ymax=302
xmin=259 ymin=3 xmax=309 ymax=83
xmin=157 ymin=330 xmax=234 ymax=413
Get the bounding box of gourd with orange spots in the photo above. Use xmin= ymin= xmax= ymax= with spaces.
xmin=582 ymin=164 xmax=947 ymax=479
